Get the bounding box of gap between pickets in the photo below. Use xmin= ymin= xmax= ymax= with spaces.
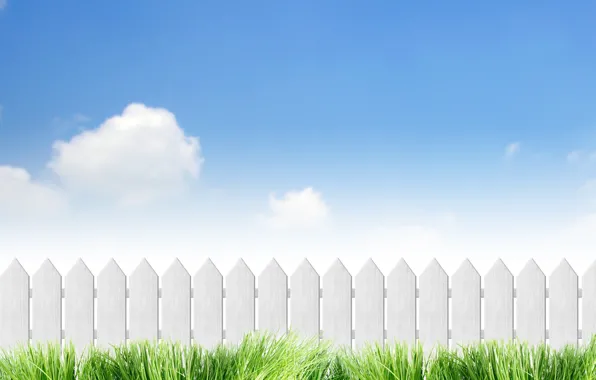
xmin=32 ymin=287 xmax=576 ymax=298
xmin=35 ymin=329 xmax=582 ymax=341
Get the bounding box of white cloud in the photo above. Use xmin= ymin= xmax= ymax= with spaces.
xmin=579 ymin=179 xmax=596 ymax=192
xmin=261 ymin=187 xmax=329 ymax=229
xmin=565 ymin=150 xmax=596 ymax=163
xmin=567 ymin=150 xmax=581 ymax=163
xmin=577 ymin=179 xmax=596 ymax=208
xmin=0 ymin=166 xmax=66 ymax=217
xmin=71 ymin=113 xmax=91 ymax=123
xmin=47 ymin=103 xmax=203 ymax=205
xmin=504 ymin=142 xmax=520 ymax=159
xmin=0 ymin=0 xmax=6 ymax=10
xmin=52 ymin=113 xmax=91 ymax=134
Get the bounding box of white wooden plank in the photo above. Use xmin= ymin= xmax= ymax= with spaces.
xmin=583 ymin=261 xmax=596 ymax=345
xmin=0 ymin=259 xmax=29 ymax=349
xmin=161 ymin=259 xmax=191 ymax=345
xmin=355 ymin=258 xmax=384 ymax=349
xmin=32 ymin=259 xmax=62 ymax=345
xmin=129 ymin=258 xmax=158 ymax=342
xmin=386 ymin=258 xmax=416 ymax=345
xmin=258 ymin=259 xmax=287 ymax=336
xmin=516 ymin=259 xmax=546 ymax=345
xmin=289 ymin=259 xmax=320 ymax=340
xmin=65 ymin=259 xmax=94 ymax=354
xmin=549 ymin=259 xmax=578 ymax=349
xmin=451 ymin=259 xmax=481 ymax=349
xmin=226 ymin=259 xmax=255 ymax=345
xmin=419 ymin=259 xmax=448 ymax=352
xmin=97 ymin=259 xmax=126 ymax=350
xmin=323 ymin=259 xmax=352 ymax=347
xmin=484 ymin=259 xmax=514 ymax=342
xmin=194 ymin=259 xmax=223 ymax=349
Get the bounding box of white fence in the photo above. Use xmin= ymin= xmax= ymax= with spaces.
xmin=0 ymin=257 xmax=593 ymax=353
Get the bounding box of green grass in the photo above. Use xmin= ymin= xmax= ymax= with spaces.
xmin=0 ymin=331 xmax=595 ymax=379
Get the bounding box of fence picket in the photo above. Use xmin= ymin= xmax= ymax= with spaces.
xmin=516 ymin=259 xmax=546 ymax=345
xmin=584 ymin=262 xmax=596 ymax=345
xmin=290 ymin=259 xmax=320 ymax=339
xmin=194 ymin=259 xmax=223 ymax=349
xmin=129 ymin=259 xmax=158 ymax=342
xmin=162 ymin=259 xmax=191 ymax=345
xmin=32 ymin=259 xmax=61 ymax=345
xmin=226 ymin=259 xmax=255 ymax=345
xmin=484 ymin=259 xmax=513 ymax=341
xmin=451 ymin=259 xmax=481 ymax=349
xmin=96 ymin=259 xmax=126 ymax=350
xmin=0 ymin=257 xmax=592 ymax=353
xmin=258 ymin=259 xmax=287 ymax=336
xmin=0 ymin=259 xmax=29 ymax=349
xmin=323 ymin=259 xmax=352 ymax=347
xmin=419 ymin=259 xmax=448 ymax=352
xmin=386 ymin=259 xmax=416 ymax=345
xmin=65 ymin=259 xmax=94 ymax=353
xmin=549 ymin=259 xmax=578 ymax=349
xmin=355 ymin=259 xmax=384 ymax=349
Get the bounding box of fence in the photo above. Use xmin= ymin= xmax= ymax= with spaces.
xmin=0 ymin=257 xmax=593 ymax=353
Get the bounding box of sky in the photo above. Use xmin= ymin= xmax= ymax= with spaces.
xmin=1 ymin=0 xmax=596 ymax=282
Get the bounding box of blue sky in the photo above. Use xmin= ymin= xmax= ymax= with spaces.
xmin=1 ymin=0 xmax=596 ymax=276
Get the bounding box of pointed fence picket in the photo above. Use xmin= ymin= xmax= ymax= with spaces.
xmin=258 ymin=260 xmax=288 ymax=336
xmin=355 ymin=259 xmax=384 ymax=349
xmin=32 ymin=260 xmax=62 ymax=344
xmin=129 ymin=259 xmax=158 ymax=342
xmin=386 ymin=259 xmax=416 ymax=345
xmin=419 ymin=259 xmax=449 ymax=353
xmin=64 ymin=259 xmax=94 ymax=353
xmin=0 ymin=260 xmax=29 ymax=349
xmin=583 ymin=263 xmax=596 ymax=346
xmin=96 ymin=259 xmax=126 ymax=350
xmin=162 ymin=259 xmax=191 ymax=345
xmin=517 ymin=260 xmax=546 ymax=345
xmin=226 ymin=260 xmax=255 ymax=345
xmin=1 ymin=257 xmax=595 ymax=353
xmin=323 ymin=260 xmax=352 ymax=347
xmin=549 ymin=260 xmax=578 ymax=349
xmin=194 ymin=259 xmax=223 ymax=349
xmin=451 ymin=260 xmax=481 ymax=348
xmin=484 ymin=259 xmax=514 ymax=341
xmin=289 ymin=260 xmax=320 ymax=339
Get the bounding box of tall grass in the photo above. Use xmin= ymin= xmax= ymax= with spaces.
xmin=0 ymin=331 xmax=595 ymax=379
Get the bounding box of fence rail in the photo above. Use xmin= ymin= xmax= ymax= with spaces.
xmin=0 ymin=257 xmax=593 ymax=353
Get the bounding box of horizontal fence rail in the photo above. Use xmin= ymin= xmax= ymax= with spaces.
xmin=28 ymin=287 xmax=587 ymax=298
xmin=0 ymin=257 xmax=594 ymax=353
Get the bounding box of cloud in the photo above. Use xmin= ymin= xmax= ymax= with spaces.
xmin=567 ymin=150 xmax=581 ymax=163
xmin=504 ymin=142 xmax=520 ymax=159
xmin=71 ymin=113 xmax=91 ymax=123
xmin=0 ymin=0 xmax=5 ymax=10
xmin=51 ymin=113 xmax=91 ymax=134
xmin=577 ymin=179 xmax=596 ymax=207
xmin=47 ymin=103 xmax=203 ymax=205
xmin=260 ymin=187 xmax=329 ymax=229
xmin=579 ymin=179 xmax=596 ymax=192
xmin=566 ymin=150 xmax=596 ymax=163
xmin=0 ymin=166 xmax=66 ymax=217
